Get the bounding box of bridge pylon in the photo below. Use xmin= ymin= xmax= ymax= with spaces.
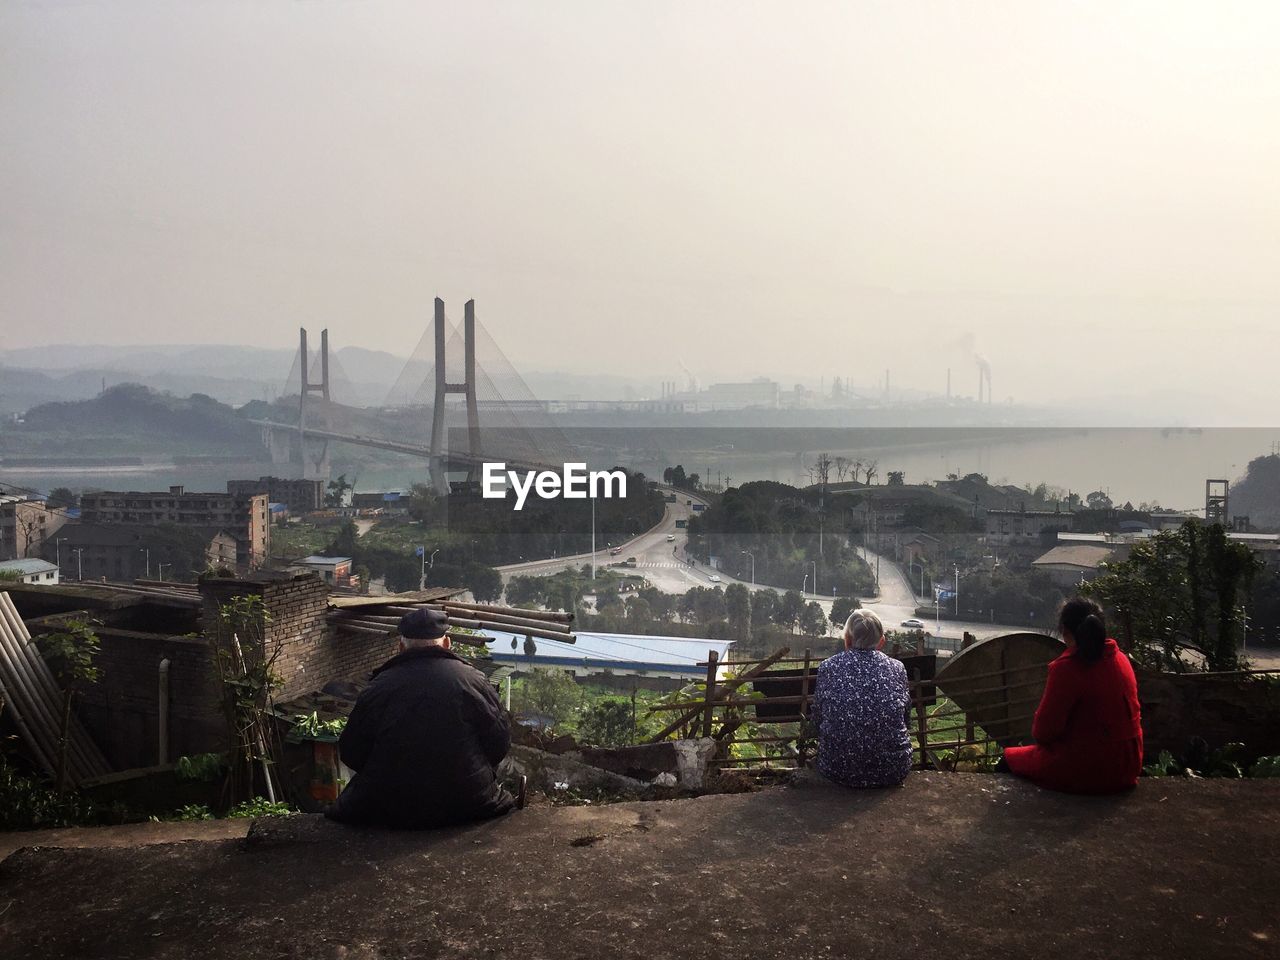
xmin=428 ymin=298 xmax=482 ymax=494
xmin=298 ymin=327 xmax=332 ymax=481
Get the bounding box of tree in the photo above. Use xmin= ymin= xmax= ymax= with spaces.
xmin=464 ymin=564 xmax=503 ymax=603
xmin=1085 ymin=521 xmax=1260 ymax=672
xmin=724 ymin=582 xmax=752 ymax=638
xmin=800 ymin=601 xmax=828 ymax=637
xmin=750 ymin=589 xmax=778 ymax=631
xmin=578 ymin=700 xmax=633 ymax=747
xmin=830 ymin=595 xmax=859 ymax=630
xmin=325 ymin=474 xmax=352 ymax=508
xmin=521 ymin=669 xmax=580 ymax=725
xmin=1085 ymin=490 xmax=1113 ymax=511
xmin=46 ymin=487 xmax=77 ymax=510
xmin=505 ymin=576 xmax=546 ymax=608
xmin=862 ymin=459 xmax=879 ymax=486
xmin=34 ymin=618 xmax=100 ymax=791
xmin=776 ymin=589 xmax=806 ymax=632
xmin=383 ymin=556 xmax=421 ymax=593
xmin=887 ymin=471 xmax=905 ymax=486
xmin=324 ymin=520 xmax=359 ymax=558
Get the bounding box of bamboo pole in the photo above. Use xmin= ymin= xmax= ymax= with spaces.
xmin=701 ymin=650 xmax=719 ymax=738
xmin=647 ymin=646 xmax=792 ymax=743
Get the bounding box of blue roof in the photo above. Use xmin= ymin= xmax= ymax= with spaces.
xmin=481 ymin=629 xmax=733 ymax=677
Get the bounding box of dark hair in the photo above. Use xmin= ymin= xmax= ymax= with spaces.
xmin=1059 ymin=597 xmax=1107 ymax=662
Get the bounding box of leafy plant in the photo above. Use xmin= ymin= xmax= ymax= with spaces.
xmin=171 ymin=803 xmax=214 ymax=821
xmin=288 ymin=712 xmax=348 ymax=741
xmin=0 ymin=757 xmax=95 ymax=830
xmin=211 ymin=595 xmax=284 ymax=806
xmin=227 ymin=796 xmax=294 ymax=818
xmin=175 ymin=753 xmax=228 ymax=782
xmin=33 ymin=617 xmax=101 ymax=792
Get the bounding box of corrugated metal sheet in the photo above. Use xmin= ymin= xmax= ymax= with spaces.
xmin=0 ymin=591 xmax=112 ymax=785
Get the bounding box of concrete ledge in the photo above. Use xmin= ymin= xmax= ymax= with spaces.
xmin=0 ymin=774 xmax=1276 ymax=959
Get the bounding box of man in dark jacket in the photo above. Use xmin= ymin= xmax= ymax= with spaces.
xmin=328 ymin=608 xmax=515 ymax=828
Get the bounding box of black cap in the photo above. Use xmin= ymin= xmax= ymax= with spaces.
xmin=398 ymin=608 xmax=448 ymax=640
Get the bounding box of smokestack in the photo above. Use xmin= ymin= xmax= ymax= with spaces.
xmin=946 ymin=368 xmax=951 ymax=400
xmin=977 ymin=367 xmax=983 ymax=404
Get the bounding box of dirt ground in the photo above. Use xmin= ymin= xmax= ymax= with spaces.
xmin=1 ymin=772 xmax=1276 ymax=960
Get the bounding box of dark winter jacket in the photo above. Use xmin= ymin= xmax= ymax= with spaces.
xmin=328 ymin=645 xmax=515 ymax=828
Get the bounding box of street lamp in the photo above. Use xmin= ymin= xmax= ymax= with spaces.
xmin=811 ymin=560 xmax=818 ymax=597
xmin=953 ymin=564 xmax=961 ymax=617
xmin=139 ymin=547 xmax=151 ymax=579
xmin=56 ymin=537 xmax=66 ymax=576
xmin=908 ymin=560 xmax=925 ymax=598
xmin=73 ymin=547 xmax=84 ymax=581
xmin=419 ymin=547 xmax=439 ymax=589
xmin=802 ymin=573 xmax=809 ymax=598
xmin=741 ymin=550 xmax=755 ymax=586
xmin=157 ymin=562 xmax=171 ymax=582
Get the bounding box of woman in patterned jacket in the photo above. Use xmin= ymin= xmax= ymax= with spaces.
xmin=809 ymin=608 xmax=913 ymax=788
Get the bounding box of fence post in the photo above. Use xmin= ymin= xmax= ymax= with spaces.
xmin=912 ymin=667 xmax=928 ymax=769
xmin=797 ymin=647 xmax=812 ymax=768
xmin=701 ymin=650 xmax=719 ymax=738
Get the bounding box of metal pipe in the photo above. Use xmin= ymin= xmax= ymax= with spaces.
xmin=157 ymin=657 xmax=170 ymax=765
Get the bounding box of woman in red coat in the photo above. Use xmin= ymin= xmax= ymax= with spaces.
xmin=1004 ymin=598 xmax=1143 ymax=794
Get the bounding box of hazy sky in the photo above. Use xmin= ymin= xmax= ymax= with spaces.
xmin=2 ymin=2 xmax=1278 ymax=416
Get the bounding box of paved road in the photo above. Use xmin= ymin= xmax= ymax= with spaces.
xmin=497 ymin=492 xmax=1038 ymax=646
xmin=496 ymin=487 xmax=711 ymax=590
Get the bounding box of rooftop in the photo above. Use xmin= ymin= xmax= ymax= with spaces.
xmin=0 ymin=558 xmax=58 ymax=576
xmin=483 ymin=630 xmax=733 ymax=677
xmin=1032 ymin=544 xmax=1116 ymax=570
xmin=1 ymin=774 xmax=1274 ymax=959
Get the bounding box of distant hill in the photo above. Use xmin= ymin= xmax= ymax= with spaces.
xmin=0 ymin=383 xmax=265 ymax=459
xmin=1232 ymin=454 xmax=1280 ymax=531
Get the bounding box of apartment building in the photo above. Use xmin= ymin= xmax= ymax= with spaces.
xmin=226 ymin=477 xmax=325 ymax=515
xmin=79 ymin=486 xmax=269 ymax=569
xmin=0 ymin=495 xmax=68 ymax=561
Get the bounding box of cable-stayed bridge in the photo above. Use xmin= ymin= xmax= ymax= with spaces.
xmin=252 ymin=298 xmax=575 ymax=492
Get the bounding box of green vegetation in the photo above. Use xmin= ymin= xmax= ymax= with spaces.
xmin=0 ymin=757 xmax=95 ymax=830
xmin=0 ymin=383 xmax=263 ymax=458
xmin=1143 ymin=740 xmax=1280 ymax=779
xmin=289 ymin=712 xmax=348 ymax=740
xmin=33 ymin=617 xmax=100 ymax=792
xmin=687 ymin=481 xmax=876 ymax=597
xmin=1085 ymin=521 xmax=1260 ymax=671
xmin=507 ymin=671 xmax=671 ymax=745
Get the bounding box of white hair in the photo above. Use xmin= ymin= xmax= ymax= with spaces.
xmin=399 ymin=634 xmax=446 ymax=650
xmin=843 ymin=608 xmax=884 ymax=650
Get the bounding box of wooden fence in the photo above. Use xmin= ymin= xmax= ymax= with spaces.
xmin=646 ymin=646 xmax=1033 ymax=774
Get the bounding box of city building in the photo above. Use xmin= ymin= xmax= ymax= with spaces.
xmin=42 ymin=522 xmax=241 ymax=582
xmin=226 ymin=477 xmax=325 ymax=515
xmin=289 ymin=555 xmax=359 ymax=590
xmin=0 ymin=494 xmax=68 ymax=561
xmin=79 ymin=486 xmax=269 ymax=569
xmin=985 ymin=507 xmax=1074 ymax=546
xmin=0 ymin=558 xmax=60 ymax=585
xmin=351 ymin=491 xmax=410 ymax=514
xmin=1031 ymin=544 xmax=1116 ymax=587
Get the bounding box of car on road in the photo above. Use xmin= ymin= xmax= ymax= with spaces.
xmin=708 ymin=574 xmax=721 ymax=582
xmin=666 ymin=534 xmax=676 ymax=541
xmin=609 ymin=547 xmax=622 ymax=556
xmin=900 ymin=618 xmax=926 ymax=629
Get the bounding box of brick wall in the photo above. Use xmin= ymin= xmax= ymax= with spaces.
xmin=77 ymin=629 xmax=224 ymax=770
xmin=199 ymin=573 xmax=396 ymax=704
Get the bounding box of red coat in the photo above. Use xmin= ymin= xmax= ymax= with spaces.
xmin=1004 ymin=639 xmax=1143 ymax=794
